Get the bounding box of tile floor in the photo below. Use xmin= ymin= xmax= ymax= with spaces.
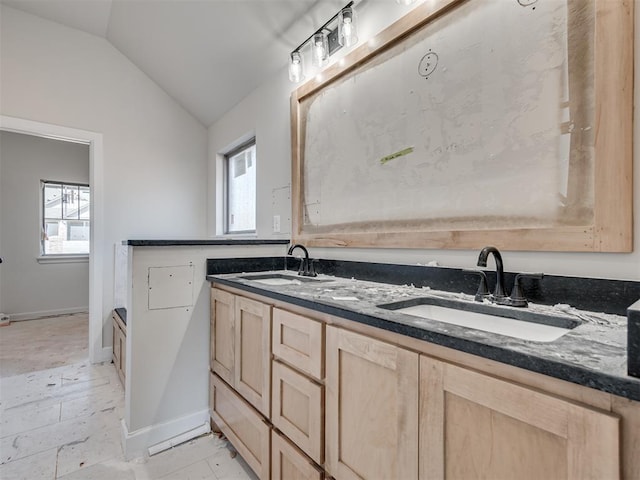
xmin=0 ymin=314 xmax=255 ymax=479
xmin=0 ymin=314 xmax=88 ymax=377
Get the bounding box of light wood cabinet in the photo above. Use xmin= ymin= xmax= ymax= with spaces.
xmin=273 ymin=308 xmax=323 ymax=381
xmin=271 ymin=308 xmax=325 ymax=470
xmin=272 ymin=429 xmax=323 ymax=480
xmin=325 ymin=326 xmax=419 ymax=480
xmin=234 ymin=296 xmax=272 ymax=417
xmin=211 ymin=285 xmax=636 ymax=480
xmin=210 ymin=288 xmax=272 ymax=416
xmin=112 ymin=311 xmax=126 ymax=386
xmin=419 ymin=356 xmax=621 ymax=480
xmin=210 ymin=372 xmax=270 ymax=479
xmin=272 ymin=360 xmax=323 ymax=464
xmin=211 ymin=288 xmax=235 ymax=385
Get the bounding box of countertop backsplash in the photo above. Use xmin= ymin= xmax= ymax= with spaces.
xmin=207 ymin=256 xmax=640 ymax=316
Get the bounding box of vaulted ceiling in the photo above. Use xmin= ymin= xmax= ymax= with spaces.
xmin=2 ymin=0 xmax=346 ymax=126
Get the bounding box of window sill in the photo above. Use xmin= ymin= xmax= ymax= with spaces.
xmin=219 ymin=233 xmax=258 ymax=239
xmin=37 ymin=255 xmax=89 ymax=264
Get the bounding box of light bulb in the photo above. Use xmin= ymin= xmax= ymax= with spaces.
xmin=289 ymin=51 xmax=304 ymax=83
xmin=338 ymin=7 xmax=358 ymax=47
xmin=312 ymin=32 xmax=328 ymax=67
xmin=396 ymin=0 xmax=417 ymax=5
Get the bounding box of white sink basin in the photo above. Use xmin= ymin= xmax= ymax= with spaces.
xmin=383 ymin=302 xmax=579 ymax=342
xmin=251 ymin=277 xmax=304 ymax=286
xmin=239 ymin=273 xmax=330 ymax=286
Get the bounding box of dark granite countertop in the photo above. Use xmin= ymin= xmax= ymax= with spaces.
xmin=207 ymin=270 xmax=640 ymax=402
xmin=124 ymin=239 xmax=289 ymax=246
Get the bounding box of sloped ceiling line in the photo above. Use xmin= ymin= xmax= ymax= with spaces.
xmin=1 ymin=0 xmax=346 ymax=126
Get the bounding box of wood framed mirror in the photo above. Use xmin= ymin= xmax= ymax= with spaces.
xmin=290 ymin=0 xmax=632 ymax=252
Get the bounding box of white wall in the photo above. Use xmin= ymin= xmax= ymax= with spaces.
xmin=1 ymin=6 xmax=209 ymax=344
xmin=208 ymin=68 xmax=293 ymax=240
xmin=0 ymin=131 xmax=90 ymax=318
xmin=0 ymin=132 xmax=3 ymax=315
xmin=209 ymin=0 xmax=640 ymax=282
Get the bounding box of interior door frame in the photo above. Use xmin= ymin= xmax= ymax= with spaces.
xmin=0 ymin=115 xmax=106 ymax=363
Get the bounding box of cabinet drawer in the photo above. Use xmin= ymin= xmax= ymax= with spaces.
xmin=210 ymin=373 xmax=270 ymax=480
xmin=272 ymin=429 xmax=323 ymax=480
xmin=272 ymin=361 xmax=323 ymax=464
xmin=273 ymin=308 xmax=323 ymax=381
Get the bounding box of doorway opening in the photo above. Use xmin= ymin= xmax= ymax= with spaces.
xmin=0 ymin=115 xmax=105 ymax=364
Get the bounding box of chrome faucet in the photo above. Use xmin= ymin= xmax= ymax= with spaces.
xmin=287 ymin=244 xmax=317 ymax=277
xmin=476 ymin=246 xmax=508 ymax=303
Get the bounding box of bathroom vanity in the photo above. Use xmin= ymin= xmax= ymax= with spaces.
xmin=207 ymin=259 xmax=640 ymax=480
xmin=204 ymin=0 xmax=636 ymax=476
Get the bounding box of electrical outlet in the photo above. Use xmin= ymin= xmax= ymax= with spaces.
xmin=273 ymin=215 xmax=281 ymax=233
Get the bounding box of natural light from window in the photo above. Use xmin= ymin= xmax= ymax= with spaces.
xmin=42 ymin=181 xmax=90 ymax=255
xmin=225 ymin=141 xmax=256 ymax=234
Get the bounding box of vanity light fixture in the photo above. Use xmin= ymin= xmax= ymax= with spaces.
xmin=288 ymin=1 xmax=357 ymax=83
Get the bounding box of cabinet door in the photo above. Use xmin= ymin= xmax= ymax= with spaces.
xmin=210 ymin=372 xmax=270 ymax=480
xmin=118 ymin=325 xmax=126 ymax=385
xmin=211 ymin=288 xmax=235 ymax=385
xmin=112 ymin=314 xmax=126 ymax=386
xmin=325 ymin=326 xmax=419 ymax=480
xmin=112 ymin=315 xmax=121 ymax=366
xmin=420 ymin=356 xmax=620 ymax=480
xmin=234 ymin=296 xmax=272 ymax=417
xmin=273 ymin=308 xmax=323 ymax=381
xmin=272 ymin=429 xmax=323 ymax=480
xmin=272 ymin=361 xmax=323 ymax=464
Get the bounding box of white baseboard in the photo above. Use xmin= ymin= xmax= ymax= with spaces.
xmin=148 ymin=422 xmax=211 ymax=456
xmin=97 ymin=346 xmax=113 ymax=364
xmin=120 ymin=408 xmax=211 ymax=460
xmin=8 ymin=307 xmax=88 ymax=322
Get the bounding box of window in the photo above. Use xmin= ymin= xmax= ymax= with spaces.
xmin=224 ymin=140 xmax=256 ymax=234
xmin=41 ymin=180 xmax=90 ymax=255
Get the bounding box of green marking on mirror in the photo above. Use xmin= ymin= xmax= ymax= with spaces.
xmin=380 ymin=147 xmax=414 ymax=165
